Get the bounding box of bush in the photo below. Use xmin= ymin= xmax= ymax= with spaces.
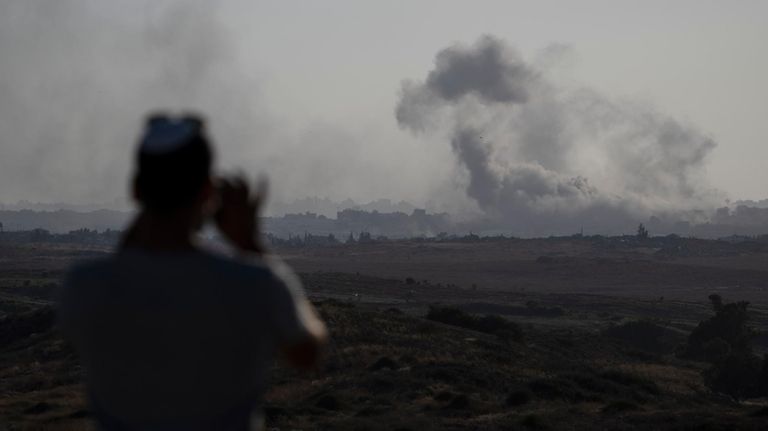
xmin=446 ymin=393 xmax=470 ymax=410
xmin=506 ymin=389 xmax=532 ymax=406
xmin=556 ymin=370 xmax=659 ymax=403
xmin=314 ymin=394 xmax=341 ymax=411
xmin=0 ymin=307 xmax=56 ymax=347
xmin=684 ymin=295 xmax=753 ymax=360
xmin=761 ymin=354 xmax=768 ymax=395
xmin=599 ymin=370 xmax=660 ymax=396
xmin=601 ymin=400 xmax=640 ymax=415
xmin=427 ymin=306 xmax=474 ymax=328
xmin=524 ymin=301 xmax=565 ymax=317
xmin=520 ymin=413 xmax=546 ymax=430
xmin=684 ymin=295 xmax=768 ymax=399
xmin=704 ymin=353 xmax=763 ymax=400
xmin=526 ymin=377 xmax=586 ymax=401
xmin=426 ymin=306 xmax=522 ymax=341
xmin=703 ymin=338 xmax=731 ymax=363
xmin=603 ymin=320 xmax=678 ymax=353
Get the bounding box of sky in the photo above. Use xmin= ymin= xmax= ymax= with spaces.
xmin=0 ymin=0 xmax=766 ymax=215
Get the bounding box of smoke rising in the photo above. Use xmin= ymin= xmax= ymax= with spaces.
xmin=0 ymin=3 xmax=734 ymax=235
xmin=0 ymin=1 xmax=412 ymax=211
xmin=426 ymin=39 xmax=533 ymax=104
xmin=0 ymin=1 xmax=244 ymax=206
xmin=397 ymin=35 xmax=720 ymax=234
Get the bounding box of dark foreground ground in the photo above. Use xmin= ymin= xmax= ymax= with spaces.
xmin=1 ymin=237 xmax=767 ymax=430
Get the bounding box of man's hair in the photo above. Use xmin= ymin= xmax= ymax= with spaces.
xmin=134 ymin=113 xmax=213 ymax=211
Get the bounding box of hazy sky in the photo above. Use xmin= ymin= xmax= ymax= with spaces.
xmin=1 ymin=0 xmax=766 ymax=211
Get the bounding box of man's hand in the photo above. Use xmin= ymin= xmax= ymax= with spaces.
xmin=280 ymin=303 xmax=328 ymax=371
xmin=214 ymin=175 xmax=268 ymax=255
xmin=281 ymin=336 xmax=325 ymax=371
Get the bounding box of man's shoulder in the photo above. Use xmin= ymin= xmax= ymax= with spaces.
xmin=66 ymin=257 xmax=117 ymax=284
xmin=67 ymin=250 xmax=274 ymax=279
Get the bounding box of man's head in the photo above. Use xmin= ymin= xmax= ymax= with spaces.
xmin=133 ymin=113 xmax=214 ymax=213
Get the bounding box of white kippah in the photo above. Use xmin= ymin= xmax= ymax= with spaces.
xmin=140 ymin=118 xmax=198 ymax=155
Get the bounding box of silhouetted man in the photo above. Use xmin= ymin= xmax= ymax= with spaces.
xmin=59 ymin=114 xmax=327 ymax=431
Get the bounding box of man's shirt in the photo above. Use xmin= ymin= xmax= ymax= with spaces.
xmin=58 ymin=249 xmax=315 ymax=429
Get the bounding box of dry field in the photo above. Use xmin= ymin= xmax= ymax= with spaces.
xmin=1 ymin=237 xmax=767 ymax=429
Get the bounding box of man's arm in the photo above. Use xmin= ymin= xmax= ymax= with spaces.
xmin=279 ymin=301 xmax=328 ymax=370
xmin=212 ymin=174 xmax=328 ymax=370
xmin=267 ymin=256 xmax=328 ymax=371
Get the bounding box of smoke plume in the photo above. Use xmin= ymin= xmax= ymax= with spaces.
xmin=0 ymin=1 xmax=404 ymax=211
xmin=0 ymin=1 xmax=252 ymax=206
xmin=397 ymin=36 xmax=719 ymax=235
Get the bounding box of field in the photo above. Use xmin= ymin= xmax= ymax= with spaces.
xmin=1 ymin=236 xmax=767 ymax=430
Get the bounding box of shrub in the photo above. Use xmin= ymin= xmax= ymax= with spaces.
xmin=704 ymin=353 xmax=763 ymax=400
xmin=0 ymin=307 xmax=56 ymax=347
xmin=527 ymin=377 xmax=586 ymax=401
xmin=761 ymin=354 xmax=768 ymax=395
xmin=600 ymin=370 xmax=660 ymax=396
xmin=369 ymin=356 xmax=398 ymax=371
xmin=426 ymin=306 xmax=522 ymax=341
xmin=684 ymin=295 xmax=768 ymax=399
xmin=520 ymin=413 xmax=546 ymax=430
xmin=314 ymin=394 xmax=341 ymax=411
xmin=446 ymin=394 xmax=470 ymax=410
xmin=427 ymin=306 xmax=474 ymax=329
xmin=703 ymin=338 xmax=731 ymax=363
xmin=524 ymin=301 xmax=565 ymax=317
xmin=474 ymin=314 xmax=507 ymax=333
xmin=684 ymin=295 xmax=753 ymax=360
xmin=556 ymin=370 xmax=660 ymax=403
xmin=601 ymin=400 xmax=640 ymax=415
xmin=506 ymin=389 xmax=532 ymax=406
xmin=603 ymin=320 xmax=678 ymax=353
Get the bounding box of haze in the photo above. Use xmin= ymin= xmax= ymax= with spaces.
xmin=1 ymin=0 xmax=766 ymax=219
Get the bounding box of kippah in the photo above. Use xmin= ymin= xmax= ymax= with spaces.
xmin=140 ymin=115 xmax=203 ymax=155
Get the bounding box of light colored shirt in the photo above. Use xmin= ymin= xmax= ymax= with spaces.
xmin=58 ymin=249 xmax=314 ymax=430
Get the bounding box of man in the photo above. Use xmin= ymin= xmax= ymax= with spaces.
xmin=58 ymin=114 xmax=327 ymax=430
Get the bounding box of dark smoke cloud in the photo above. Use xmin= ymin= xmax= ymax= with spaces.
xmin=397 ymin=35 xmax=720 ymax=235
xmin=426 ymin=37 xmax=534 ymax=104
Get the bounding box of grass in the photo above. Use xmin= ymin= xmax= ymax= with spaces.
xmin=426 ymin=306 xmax=523 ymax=342
xmin=1 ymin=287 xmax=767 ymax=429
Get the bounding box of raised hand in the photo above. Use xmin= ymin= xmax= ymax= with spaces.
xmin=214 ymin=174 xmax=268 ymax=255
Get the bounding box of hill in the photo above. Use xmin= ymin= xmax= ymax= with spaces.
xmin=1 ymin=298 xmax=767 ymax=430
xmin=1 ymin=239 xmax=768 ymax=429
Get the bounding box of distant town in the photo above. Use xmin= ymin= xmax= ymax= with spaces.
xmin=2 ymin=197 xmax=768 ymax=242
